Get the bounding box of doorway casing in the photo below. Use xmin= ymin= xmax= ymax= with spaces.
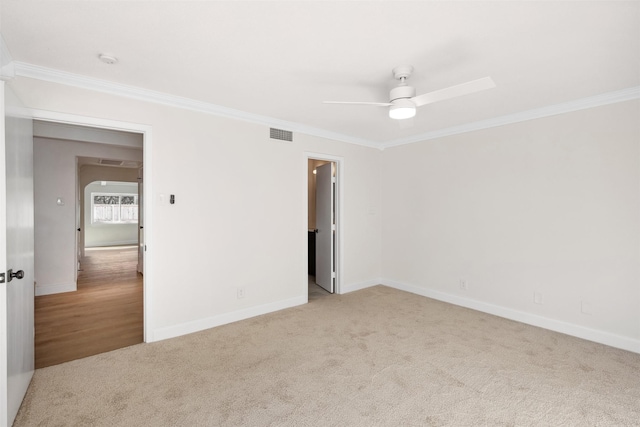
xmin=31 ymin=109 xmax=154 ymax=342
xmin=305 ymin=152 xmax=343 ymax=295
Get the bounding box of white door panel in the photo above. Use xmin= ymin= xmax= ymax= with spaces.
xmin=315 ymin=162 xmax=334 ymax=293
xmin=1 ymin=83 xmax=35 ymax=427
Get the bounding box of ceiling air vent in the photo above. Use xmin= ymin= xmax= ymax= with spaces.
xmin=121 ymin=161 xmax=141 ymax=168
xmin=270 ymin=128 xmax=293 ymax=142
xmin=99 ymin=159 xmax=124 ymax=166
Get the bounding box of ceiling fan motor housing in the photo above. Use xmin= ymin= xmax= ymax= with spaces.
xmin=390 ymin=85 xmax=416 ymax=102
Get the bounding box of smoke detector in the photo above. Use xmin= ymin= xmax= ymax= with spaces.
xmin=98 ymin=54 xmax=118 ymax=65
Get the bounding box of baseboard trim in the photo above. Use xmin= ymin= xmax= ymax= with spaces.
xmin=381 ymin=278 xmax=640 ymax=354
xmin=35 ymin=282 xmax=76 ymax=296
xmin=151 ymin=295 xmax=307 ymax=342
xmin=341 ymin=278 xmax=380 ymax=294
xmin=85 ymin=240 xmax=138 ymax=248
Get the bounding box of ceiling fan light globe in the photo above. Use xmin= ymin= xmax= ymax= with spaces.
xmin=389 ymin=107 xmax=415 ymax=120
xmin=389 ymin=100 xmax=416 ymax=120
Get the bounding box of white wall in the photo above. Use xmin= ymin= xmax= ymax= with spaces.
xmin=13 ymin=77 xmax=382 ymax=340
xmin=21 ymin=75 xmax=637 ymax=353
xmin=33 ymin=137 xmax=143 ymax=295
xmin=381 ymin=100 xmax=640 ymax=352
xmin=84 ymin=181 xmax=139 ymax=247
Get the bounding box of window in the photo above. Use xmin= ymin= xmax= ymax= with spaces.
xmin=92 ymin=193 xmax=138 ymax=224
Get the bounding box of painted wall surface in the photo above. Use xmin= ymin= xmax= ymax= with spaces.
xmin=33 ymin=136 xmax=142 ymax=295
xmin=20 ymin=75 xmax=637 ymax=352
xmin=381 ymin=100 xmax=640 ymax=350
xmin=13 ymin=77 xmax=382 ymax=339
xmin=84 ymin=181 xmax=139 ymax=247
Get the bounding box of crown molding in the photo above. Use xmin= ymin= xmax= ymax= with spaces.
xmin=10 ymin=61 xmax=640 ymax=150
xmin=12 ymin=62 xmax=377 ymax=149
xmin=381 ymin=86 xmax=640 ymax=149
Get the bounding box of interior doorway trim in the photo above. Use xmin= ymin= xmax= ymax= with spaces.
xmin=30 ymin=109 xmax=154 ymax=342
xmin=305 ymin=152 xmax=344 ymax=294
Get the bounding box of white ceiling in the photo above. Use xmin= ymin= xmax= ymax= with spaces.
xmin=2 ymin=1 xmax=639 ymax=148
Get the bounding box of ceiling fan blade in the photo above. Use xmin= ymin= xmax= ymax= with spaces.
xmin=412 ymin=77 xmax=495 ymax=107
xmin=323 ymin=101 xmax=392 ymax=107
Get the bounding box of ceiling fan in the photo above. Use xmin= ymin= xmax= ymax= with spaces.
xmin=324 ymin=66 xmax=496 ymax=120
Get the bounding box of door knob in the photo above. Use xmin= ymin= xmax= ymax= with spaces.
xmin=7 ymin=269 xmax=24 ymax=282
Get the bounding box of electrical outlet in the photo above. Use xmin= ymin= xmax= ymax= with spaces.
xmin=581 ymin=301 xmax=592 ymax=315
xmin=237 ymin=287 xmax=245 ymax=299
xmin=534 ymin=292 xmax=543 ymax=304
xmin=459 ymin=279 xmax=468 ymax=291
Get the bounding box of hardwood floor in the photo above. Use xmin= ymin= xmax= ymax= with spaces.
xmin=35 ymin=246 xmax=143 ymax=368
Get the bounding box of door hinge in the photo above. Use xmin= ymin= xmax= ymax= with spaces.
xmin=0 ymin=272 xmax=5 ymax=284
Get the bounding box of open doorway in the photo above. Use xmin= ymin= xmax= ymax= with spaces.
xmin=79 ymin=172 xmax=141 ymax=263
xmin=32 ymin=121 xmax=146 ymax=367
xmin=307 ymin=155 xmax=342 ymax=299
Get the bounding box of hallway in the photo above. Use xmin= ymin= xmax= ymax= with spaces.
xmin=34 ymin=246 xmax=143 ymax=368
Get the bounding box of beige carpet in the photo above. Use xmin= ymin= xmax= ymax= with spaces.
xmin=14 ymin=285 xmax=640 ymax=426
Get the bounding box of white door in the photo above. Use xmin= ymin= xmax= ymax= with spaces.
xmin=137 ymin=167 xmax=144 ymax=274
xmin=315 ymin=162 xmax=334 ymax=293
xmin=0 ymin=83 xmax=35 ymax=426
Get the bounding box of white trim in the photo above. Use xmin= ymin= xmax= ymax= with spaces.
xmin=29 ymin=110 xmax=149 ymax=134
xmin=85 ymin=240 xmax=138 ymax=248
xmin=13 ymin=62 xmax=376 ymax=149
xmin=381 ymin=278 xmax=640 ymax=354
xmin=35 ymin=282 xmax=76 ymax=297
xmin=90 ymin=191 xmax=138 ymax=225
xmin=153 ymin=295 xmax=307 ymax=342
xmin=29 ymin=109 xmax=155 ymax=343
xmin=142 ymin=128 xmax=153 ymax=342
xmin=34 ymin=120 xmax=143 ymax=148
xmin=11 ymin=62 xmax=640 ymax=150
xmin=0 ymin=82 xmax=8 ymax=427
xmin=382 ymin=86 xmax=640 ymax=149
xmin=305 ymin=152 xmax=345 ymax=295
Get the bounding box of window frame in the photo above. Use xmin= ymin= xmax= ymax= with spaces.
xmin=91 ymin=192 xmax=139 ymax=225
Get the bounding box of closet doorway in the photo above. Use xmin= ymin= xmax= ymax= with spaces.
xmin=307 ymin=154 xmax=342 ymax=298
